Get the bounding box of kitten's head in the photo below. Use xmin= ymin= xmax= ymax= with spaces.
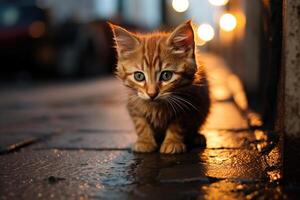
xmin=110 ymin=21 xmax=196 ymax=101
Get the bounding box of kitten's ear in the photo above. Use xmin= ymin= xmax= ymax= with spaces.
xmin=108 ymin=22 xmax=140 ymax=57
xmin=167 ymin=20 xmax=195 ymax=54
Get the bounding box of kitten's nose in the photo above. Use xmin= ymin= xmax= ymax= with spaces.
xmin=147 ymin=91 xmax=158 ymax=100
xmin=147 ymin=85 xmax=158 ymax=100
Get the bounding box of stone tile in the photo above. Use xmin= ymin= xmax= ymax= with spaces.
xmin=0 ymin=78 xmax=126 ymax=107
xmin=0 ymin=150 xmax=136 ymax=200
xmin=133 ymin=180 xmax=283 ymax=200
xmin=203 ymin=102 xmax=248 ymax=130
xmin=0 ymin=149 xmax=282 ymax=200
xmin=32 ymin=131 xmax=136 ymax=150
xmin=31 ymin=129 xmax=264 ymax=152
xmin=39 ymin=103 xmax=133 ymax=131
xmin=202 ymin=130 xmax=256 ymax=149
xmin=158 ymin=149 xmax=267 ymax=182
xmin=0 ymin=78 xmax=132 ymax=133
xmin=0 ymin=103 xmax=133 ymax=133
xmin=0 ymin=131 xmax=51 ymax=154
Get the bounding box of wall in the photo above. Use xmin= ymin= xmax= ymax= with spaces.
xmin=283 ymin=0 xmax=300 ymax=136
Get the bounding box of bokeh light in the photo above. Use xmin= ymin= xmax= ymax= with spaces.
xmin=197 ymin=24 xmax=215 ymax=42
xmin=172 ymin=0 xmax=189 ymax=13
xmin=208 ymin=0 xmax=229 ymax=6
xmin=219 ymin=13 xmax=237 ymax=32
xmin=198 ymin=39 xmax=207 ymax=46
xmin=29 ymin=21 xmax=46 ymax=38
xmin=2 ymin=7 xmax=19 ymax=26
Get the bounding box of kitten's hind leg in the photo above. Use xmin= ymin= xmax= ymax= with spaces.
xmin=160 ymin=123 xmax=186 ymax=154
xmin=132 ymin=117 xmax=157 ymax=153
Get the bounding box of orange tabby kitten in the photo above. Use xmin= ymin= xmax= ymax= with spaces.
xmin=110 ymin=21 xmax=210 ymax=154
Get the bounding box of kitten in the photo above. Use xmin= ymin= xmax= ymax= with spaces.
xmin=109 ymin=20 xmax=210 ymax=154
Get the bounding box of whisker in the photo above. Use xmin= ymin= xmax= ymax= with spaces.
xmin=166 ymin=98 xmax=177 ymax=117
xmin=169 ymin=96 xmax=184 ymax=114
xmin=172 ymin=95 xmax=200 ymax=112
xmin=174 ymin=97 xmax=191 ymax=111
xmin=169 ymin=96 xmax=187 ymax=112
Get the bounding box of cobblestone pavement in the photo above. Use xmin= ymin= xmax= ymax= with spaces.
xmin=0 ymin=55 xmax=284 ymax=199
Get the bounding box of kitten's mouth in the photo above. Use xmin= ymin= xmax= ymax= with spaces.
xmin=148 ymin=96 xmax=167 ymax=104
xmin=137 ymin=92 xmax=161 ymax=101
xmin=139 ymin=96 xmax=161 ymax=103
xmin=145 ymin=97 xmax=158 ymax=102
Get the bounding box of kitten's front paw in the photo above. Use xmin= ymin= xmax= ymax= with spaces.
xmin=160 ymin=141 xmax=186 ymax=154
xmin=132 ymin=141 xmax=157 ymax=153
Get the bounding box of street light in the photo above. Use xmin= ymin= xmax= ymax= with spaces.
xmin=172 ymin=0 xmax=189 ymax=13
xmin=208 ymin=0 xmax=229 ymax=6
xmin=219 ymin=13 xmax=237 ymax=32
xmin=197 ymin=24 xmax=215 ymax=42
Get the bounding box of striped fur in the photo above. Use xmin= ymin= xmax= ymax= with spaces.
xmin=110 ymin=21 xmax=210 ymax=154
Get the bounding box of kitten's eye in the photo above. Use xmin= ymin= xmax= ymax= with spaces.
xmin=160 ymin=71 xmax=173 ymax=81
xmin=134 ymin=72 xmax=145 ymax=82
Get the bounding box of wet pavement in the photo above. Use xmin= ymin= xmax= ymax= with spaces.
xmin=0 ymin=55 xmax=286 ymax=199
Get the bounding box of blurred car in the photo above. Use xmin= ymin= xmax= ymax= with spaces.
xmin=0 ymin=2 xmax=117 ymax=81
xmin=0 ymin=2 xmax=55 ymax=80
